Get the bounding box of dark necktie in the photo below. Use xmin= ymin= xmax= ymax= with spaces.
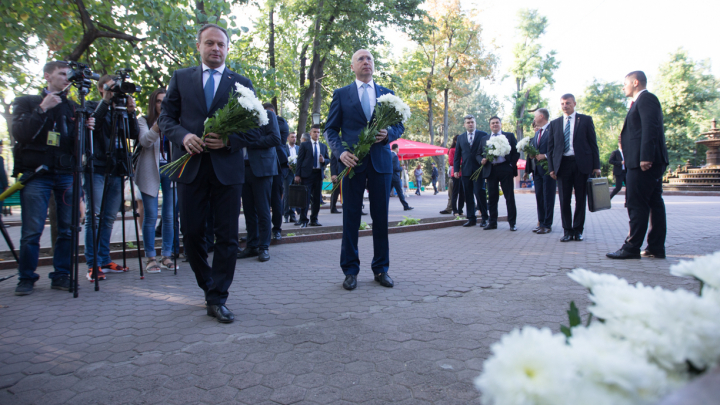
xmin=204 ymin=69 xmax=216 ymax=111
xmin=537 ymin=128 xmax=542 ymax=143
xmin=468 ymin=132 xmax=473 ymax=145
xmin=564 ymin=117 xmax=571 ymax=153
xmin=313 ymin=142 xmax=319 ymax=168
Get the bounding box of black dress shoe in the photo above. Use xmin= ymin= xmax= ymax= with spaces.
xmin=239 ymin=236 xmax=247 ymax=243
xmin=606 ymin=249 xmax=641 ymax=260
xmin=536 ymin=227 xmax=552 ymax=234
xmin=258 ymin=249 xmax=270 ymax=262
xmin=343 ymin=275 xmax=357 ymax=290
xmin=509 ymin=225 xmax=517 ymax=231
xmin=272 ymin=231 xmax=282 ymax=240
xmin=309 ymin=221 xmax=322 ymax=226
xmin=641 ymin=249 xmax=666 ymax=259
xmin=361 ymin=211 xmax=368 ymax=215
xmin=439 ymin=209 xmax=452 ymax=214
xmin=404 ymin=206 xmax=414 ymax=211
xmin=374 ymin=273 xmax=394 ymax=288
xmin=237 ymin=247 xmax=259 ymax=259
xmin=575 ymin=233 xmax=584 ymax=242
xmin=560 ymin=234 xmax=574 ymax=242
xmin=207 ymin=304 xmax=235 ymax=323
xmin=532 ymin=226 xmax=541 ymax=233
xmin=300 ymin=222 xmax=308 ymax=228
xmin=483 ymin=223 xmax=497 ymax=230
xmin=480 ymin=220 xmax=488 ymax=228
xmin=294 ymin=221 xmax=302 ymax=226
xmin=462 ymin=220 xmax=477 ymax=227
xmin=330 ymin=209 xmax=341 ymax=214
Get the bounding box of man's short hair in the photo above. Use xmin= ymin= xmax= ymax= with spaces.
xmin=197 ymin=23 xmax=229 ymax=44
xmin=537 ymin=108 xmax=549 ymax=121
xmin=98 ymin=74 xmax=113 ymax=91
xmin=489 ymin=116 xmax=501 ymax=123
xmin=463 ymin=114 xmax=475 ymax=122
xmin=262 ymin=102 xmax=276 ymax=112
xmin=43 ymin=61 xmax=69 ymax=75
xmin=301 ymin=133 xmax=310 ymax=141
xmin=626 ymin=71 xmax=648 ymax=87
xmin=560 ymin=94 xmax=575 ymax=101
xmin=310 ymin=124 xmax=321 ymax=130
xmin=391 ymin=143 xmax=399 ymax=150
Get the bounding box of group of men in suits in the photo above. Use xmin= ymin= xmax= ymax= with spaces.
xmin=294 ymin=125 xmax=330 ymax=227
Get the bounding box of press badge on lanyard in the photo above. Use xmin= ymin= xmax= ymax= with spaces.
xmin=47 ymin=131 xmax=60 ymax=146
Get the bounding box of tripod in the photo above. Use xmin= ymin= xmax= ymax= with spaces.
xmin=167 ymin=142 xmax=179 ymax=274
xmin=69 ymin=83 xmax=100 ymax=297
xmin=92 ymin=94 xmax=144 ymax=288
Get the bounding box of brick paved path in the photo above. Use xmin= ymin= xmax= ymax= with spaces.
xmin=0 ymin=195 xmax=717 ymax=404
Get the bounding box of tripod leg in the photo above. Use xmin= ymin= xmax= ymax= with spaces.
xmin=0 ymin=216 xmax=19 ymax=263
xmin=127 ymin=177 xmax=144 ymax=279
xmin=121 ymin=180 xmax=127 ymax=270
xmin=172 ymin=181 xmax=178 ymax=275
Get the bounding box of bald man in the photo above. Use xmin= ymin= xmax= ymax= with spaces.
xmin=325 ymin=49 xmax=405 ymax=291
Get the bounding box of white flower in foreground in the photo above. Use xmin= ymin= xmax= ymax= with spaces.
xmin=475 ymin=327 xmax=576 ymax=405
xmin=234 ymin=82 xmax=256 ymax=99
xmin=486 ymin=135 xmax=511 ymax=159
xmin=670 ymin=251 xmax=720 ymax=289
xmin=569 ymin=323 xmax=670 ymax=405
xmin=568 ymin=268 xmax=628 ymax=291
xmin=516 ymin=137 xmax=531 ymax=151
xmin=377 ymin=93 xmax=411 ymax=123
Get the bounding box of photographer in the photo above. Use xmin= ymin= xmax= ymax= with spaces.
xmin=12 ymin=61 xmax=95 ymax=296
xmin=84 ymin=74 xmax=139 ymax=281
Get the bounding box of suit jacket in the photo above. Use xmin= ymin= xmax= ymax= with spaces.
xmin=475 ymin=132 xmax=520 ymax=178
xmin=546 ymin=113 xmax=600 ymax=175
xmin=530 ymin=127 xmax=551 ymax=175
xmin=392 ymin=152 xmax=402 ymax=182
xmin=608 ymin=149 xmax=626 ymax=177
xmin=158 ymin=65 xmax=260 ymax=184
xmin=275 ymin=116 xmax=290 ymax=167
xmin=246 ymin=110 xmax=281 ymax=178
xmin=620 ymin=91 xmax=668 ymax=170
xmin=330 ymin=154 xmax=340 ymax=177
xmin=296 ymin=140 xmax=329 ymax=178
xmin=454 ymin=130 xmax=487 ymax=178
xmin=325 ymin=82 xmax=404 ymax=174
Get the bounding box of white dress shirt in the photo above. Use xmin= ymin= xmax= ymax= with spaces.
xmin=202 ymin=63 xmax=225 ymax=99
xmin=489 ymin=133 xmax=506 ymax=163
xmin=632 ymin=88 xmax=647 ymax=102
xmin=562 ymin=111 xmax=577 ymax=157
xmin=355 ymin=79 xmax=377 ymax=109
xmin=288 ymin=144 xmax=297 ymax=159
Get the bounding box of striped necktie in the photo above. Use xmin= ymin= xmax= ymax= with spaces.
xmin=563 ymin=117 xmax=571 ymax=153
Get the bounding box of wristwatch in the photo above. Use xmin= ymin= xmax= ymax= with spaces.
xmin=35 ymin=106 xmax=47 ymax=116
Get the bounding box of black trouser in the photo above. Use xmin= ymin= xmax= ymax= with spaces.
xmin=460 ymin=176 xmax=488 ymax=222
xmin=533 ymin=164 xmax=556 ymax=229
xmin=610 ymin=171 xmax=626 ymax=199
xmin=451 ymin=176 xmax=465 ymax=213
xmin=300 ymin=170 xmax=323 ymax=223
xmin=242 ymin=166 xmax=272 ymax=250
xmin=270 ymin=172 xmax=283 ymax=232
xmin=282 ymin=170 xmax=298 ymax=219
xmin=486 ymin=162 xmax=517 ymax=226
xmin=391 ymin=176 xmax=409 ymax=209
xmin=622 ymin=165 xmax=666 ymax=254
xmin=557 ymin=156 xmax=588 ymax=235
xmin=178 ymin=156 xmax=241 ymax=306
xmin=330 ymin=182 xmax=340 ymax=210
xmin=205 ymin=204 xmax=214 ymax=250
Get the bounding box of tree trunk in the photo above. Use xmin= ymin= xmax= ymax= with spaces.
xmin=268 ymin=7 xmax=277 ymax=111
xmin=297 ymin=53 xmax=317 ymax=136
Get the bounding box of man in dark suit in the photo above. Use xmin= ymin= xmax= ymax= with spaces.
xmin=607 ymin=71 xmax=668 ymax=260
xmin=329 ymin=153 xmax=342 ymax=213
xmin=547 ymin=94 xmax=601 ymax=242
xmin=530 ymin=108 xmax=556 ymax=234
xmin=325 ymin=49 xmax=404 ymax=291
xmin=263 ymin=103 xmax=289 ymax=240
xmin=477 ymin=116 xmax=519 ymax=231
xmin=159 ymin=24 xmax=260 ymax=323
xmin=453 ymin=114 xmax=489 ymax=227
xmin=295 ymin=125 xmax=329 ymax=227
xmin=237 ymin=111 xmax=281 ymax=261
xmin=391 ymin=143 xmax=413 ymax=211
xmin=609 ymin=143 xmax=627 ymax=203
xmin=283 ymin=132 xmax=300 ymax=223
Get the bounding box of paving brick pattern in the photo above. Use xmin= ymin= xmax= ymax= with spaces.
xmin=0 ymin=194 xmax=718 ymax=404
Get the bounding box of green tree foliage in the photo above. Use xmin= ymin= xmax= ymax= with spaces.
xmin=509 ymin=9 xmax=559 ymax=142
xmin=655 ymin=49 xmax=719 ymax=167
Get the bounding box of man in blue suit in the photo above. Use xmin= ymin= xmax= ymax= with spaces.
xmin=159 ymin=24 xmax=260 ymax=323
xmin=391 ymin=143 xmax=413 ymax=211
xmin=453 ymin=115 xmax=489 ymax=228
xmin=530 ymin=108 xmax=556 ymax=234
xmin=237 ymin=110 xmax=281 ymax=262
xmin=325 ymin=49 xmax=405 ymax=291
xmin=294 ymin=125 xmax=329 ymax=227
xmin=283 ymin=132 xmax=300 ymax=223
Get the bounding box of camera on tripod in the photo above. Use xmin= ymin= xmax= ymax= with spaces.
xmin=104 ymin=68 xmax=141 ymax=96
xmin=65 ymin=61 xmax=100 ymax=94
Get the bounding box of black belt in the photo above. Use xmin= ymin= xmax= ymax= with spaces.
xmin=313 ymin=168 xmax=322 ymax=171
xmin=562 ymin=155 xmax=576 ymax=161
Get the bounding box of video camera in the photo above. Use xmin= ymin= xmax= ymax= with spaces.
xmin=65 ymin=61 xmax=99 ymax=94
xmin=104 ymin=68 xmax=141 ymax=95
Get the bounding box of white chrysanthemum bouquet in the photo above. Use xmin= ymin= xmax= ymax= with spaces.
xmin=470 ymin=135 xmax=511 ymax=181
xmin=517 ymin=136 xmax=548 ymax=172
xmin=331 ymin=93 xmax=411 ymax=194
xmin=161 ymin=83 xmax=269 ymax=177
xmin=288 ymin=154 xmax=297 ymax=174
xmin=475 ymin=251 xmax=720 ymax=405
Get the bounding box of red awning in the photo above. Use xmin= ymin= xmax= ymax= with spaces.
xmin=517 ymin=159 xmax=526 ymax=170
xmin=390 ymin=138 xmax=449 ymax=161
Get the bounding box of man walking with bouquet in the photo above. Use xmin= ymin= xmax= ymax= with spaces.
xmin=159 ymin=23 xmax=261 ymax=323
xmin=325 ymin=49 xmax=406 ymax=291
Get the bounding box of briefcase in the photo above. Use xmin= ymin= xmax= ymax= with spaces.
xmin=288 ymin=184 xmax=308 ymax=209
xmin=587 ymin=175 xmax=611 ymax=212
